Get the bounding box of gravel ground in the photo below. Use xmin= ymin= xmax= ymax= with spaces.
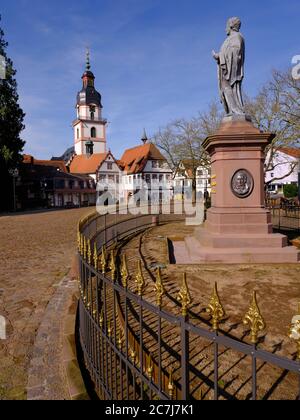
xmin=0 ymin=208 xmax=91 ymax=400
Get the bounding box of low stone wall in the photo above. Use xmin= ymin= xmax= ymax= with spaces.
xmin=27 ymin=257 xmax=89 ymax=400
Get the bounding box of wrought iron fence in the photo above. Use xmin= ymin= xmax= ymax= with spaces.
xmin=270 ymin=206 xmax=300 ymax=232
xmin=77 ymin=208 xmax=300 ymax=400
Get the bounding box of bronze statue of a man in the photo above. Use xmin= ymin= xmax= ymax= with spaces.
xmin=212 ymin=17 xmax=245 ymax=116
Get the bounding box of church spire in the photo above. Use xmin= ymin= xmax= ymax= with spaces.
xmin=141 ymin=128 xmax=148 ymax=144
xmin=86 ymin=47 xmax=91 ymax=71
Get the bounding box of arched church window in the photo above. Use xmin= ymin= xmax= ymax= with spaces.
xmin=77 ymin=128 xmax=80 ymax=139
xmin=90 ymin=106 xmax=96 ymax=121
xmin=91 ymin=127 xmax=96 ymax=138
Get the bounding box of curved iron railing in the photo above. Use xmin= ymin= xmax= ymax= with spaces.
xmin=77 ymin=207 xmax=300 ymax=401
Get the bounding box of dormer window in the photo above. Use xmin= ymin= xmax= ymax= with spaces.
xmin=136 ymin=157 xmax=144 ymax=165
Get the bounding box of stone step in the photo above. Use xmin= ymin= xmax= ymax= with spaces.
xmin=193 ymin=228 xmax=288 ymax=249
xmin=179 ymin=237 xmax=300 ymax=264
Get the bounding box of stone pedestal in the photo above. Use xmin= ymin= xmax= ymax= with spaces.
xmin=187 ymin=117 xmax=300 ymax=263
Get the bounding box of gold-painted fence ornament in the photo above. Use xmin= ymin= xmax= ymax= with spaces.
xmin=77 ymin=231 xmax=81 ymax=252
xmin=130 ymin=348 xmax=137 ymax=364
xmin=243 ymin=291 xmax=266 ymax=345
xmin=168 ymin=367 xmax=175 ymax=399
xmin=107 ymin=320 xmax=112 ymax=338
xmin=121 ymin=254 xmax=130 ymax=288
xmin=136 ymin=260 xmax=146 ymax=296
xmin=154 ymin=267 xmax=165 ymax=307
xmin=109 ymin=250 xmax=117 ymax=281
xmin=99 ymin=309 xmax=104 ymax=329
xmin=80 ymin=234 xmax=84 ymax=255
xmin=93 ymin=243 xmax=98 ymax=270
xmin=118 ymin=329 xmax=123 ymax=349
xmin=289 ymin=302 xmax=300 ymax=360
xmin=177 ymin=273 xmax=192 ymax=317
xmin=206 ymin=283 xmax=226 ymax=332
xmin=87 ymin=239 xmax=92 ymax=265
xmin=83 ymin=236 xmax=87 ymax=260
xmin=147 ymin=354 xmax=154 ymax=380
xmin=100 ymin=246 xmax=107 ymax=274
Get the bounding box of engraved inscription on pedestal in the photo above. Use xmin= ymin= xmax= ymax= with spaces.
xmin=231 ymin=169 xmax=254 ymax=198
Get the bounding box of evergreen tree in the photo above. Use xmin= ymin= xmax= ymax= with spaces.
xmin=0 ymin=15 xmax=25 ymax=211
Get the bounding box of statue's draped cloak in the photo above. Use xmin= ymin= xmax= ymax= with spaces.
xmin=219 ymin=32 xmax=245 ymax=87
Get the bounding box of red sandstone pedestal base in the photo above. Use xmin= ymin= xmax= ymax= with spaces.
xmin=183 ymin=118 xmax=300 ymax=264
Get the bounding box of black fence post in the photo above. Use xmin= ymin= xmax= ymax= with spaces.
xmin=180 ymin=316 xmax=190 ymax=400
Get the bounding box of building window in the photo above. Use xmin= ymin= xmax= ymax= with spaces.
xmin=77 ymin=128 xmax=80 ymax=139
xmin=152 ymin=161 xmax=159 ymax=169
xmin=107 ymin=162 xmax=113 ymax=170
xmin=90 ymin=106 xmax=96 ymax=121
xmin=91 ymin=127 xmax=96 ymax=138
xmin=271 ymin=173 xmax=274 ymax=178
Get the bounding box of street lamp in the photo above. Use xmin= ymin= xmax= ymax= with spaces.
xmin=9 ymin=168 xmax=19 ymax=212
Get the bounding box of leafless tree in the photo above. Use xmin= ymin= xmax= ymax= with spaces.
xmin=245 ymin=69 xmax=300 ymax=186
xmin=152 ymin=102 xmax=222 ymax=201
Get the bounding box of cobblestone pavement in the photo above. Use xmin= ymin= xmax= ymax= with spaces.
xmin=0 ymin=208 xmax=91 ymax=400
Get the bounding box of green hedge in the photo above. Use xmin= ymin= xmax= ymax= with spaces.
xmin=283 ymin=184 xmax=299 ymax=198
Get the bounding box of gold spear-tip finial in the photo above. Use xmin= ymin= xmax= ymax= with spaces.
xmin=100 ymin=245 xmax=107 ymax=274
xmin=243 ymin=291 xmax=266 ymax=345
xmin=109 ymin=250 xmax=117 ymax=281
xmin=177 ymin=273 xmax=192 ymax=317
xmin=121 ymin=254 xmax=130 ymax=288
xmin=289 ymin=302 xmax=300 ymax=360
xmin=206 ymin=282 xmax=226 ymax=332
xmin=135 ymin=260 xmax=146 ymax=296
xmin=93 ymin=242 xmax=98 ymax=270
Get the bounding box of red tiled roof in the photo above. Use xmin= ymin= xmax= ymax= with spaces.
xmin=120 ymin=143 xmax=166 ymax=175
xmin=279 ymin=147 xmax=300 ymax=159
xmin=23 ymin=155 xmax=67 ymax=173
xmin=69 ymin=153 xmax=109 ymax=174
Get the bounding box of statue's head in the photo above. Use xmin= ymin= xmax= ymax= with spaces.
xmin=226 ymin=17 xmax=241 ymax=35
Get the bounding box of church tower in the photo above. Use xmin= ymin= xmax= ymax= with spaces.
xmin=73 ymin=50 xmax=107 ymax=156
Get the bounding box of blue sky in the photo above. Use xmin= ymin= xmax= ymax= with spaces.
xmin=1 ymin=0 xmax=299 ymax=159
